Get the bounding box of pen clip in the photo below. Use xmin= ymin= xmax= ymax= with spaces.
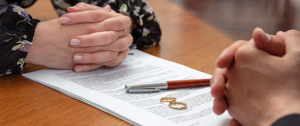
xmin=125 ymin=82 xmax=168 ymax=93
xmin=126 ymin=87 xmax=161 ymax=93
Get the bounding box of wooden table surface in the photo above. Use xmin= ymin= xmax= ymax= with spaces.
xmin=0 ymin=0 xmax=233 ymax=125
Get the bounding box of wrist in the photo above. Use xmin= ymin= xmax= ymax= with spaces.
xmin=25 ymin=20 xmax=52 ymax=65
xmin=259 ymin=95 xmax=300 ymax=126
xmin=25 ymin=22 xmax=42 ymax=64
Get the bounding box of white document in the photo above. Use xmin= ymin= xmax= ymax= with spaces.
xmin=23 ymin=49 xmax=231 ymax=126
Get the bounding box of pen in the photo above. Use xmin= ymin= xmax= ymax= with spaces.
xmin=125 ymin=79 xmax=210 ymax=93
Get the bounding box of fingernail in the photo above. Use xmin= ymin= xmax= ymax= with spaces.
xmin=213 ymin=99 xmax=216 ymax=105
xmin=67 ymin=6 xmax=78 ymax=12
xmin=103 ymin=5 xmax=111 ymax=11
xmin=74 ymin=55 xmax=83 ymax=61
xmin=216 ymin=51 xmax=225 ymax=66
xmin=59 ymin=16 xmax=69 ymax=24
xmin=258 ymin=28 xmax=270 ymax=42
xmin=218 ymin=51 xmax=226 ymax=59
xmin=276 ymin=31 xmax=284 ymax=36
xmin=210 ymin=78 xmax=214 ymax=88
xmin=68 ymin=6 xmax=78 ymax=9
xmin=70 ymin=39 xmax=80 ymax=46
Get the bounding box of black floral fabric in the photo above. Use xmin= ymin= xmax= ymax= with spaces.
xmin=0 ymin=5 xmax=39 ymax=76
xmin=0 ymin=0 xmax=161 ymax=76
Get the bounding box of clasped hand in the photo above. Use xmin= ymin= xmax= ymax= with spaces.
xmin=210 ymin=28 xmax=300 ymax=126
xmin=26 ymin=3 xmax=133 ymax=72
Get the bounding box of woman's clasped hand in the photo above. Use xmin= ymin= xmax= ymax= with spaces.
xmin=26 ymin=3 xmax=133 ymax=72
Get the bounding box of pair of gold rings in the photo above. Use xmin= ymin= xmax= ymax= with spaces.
xmin=160 ymin=97 xmax=187 ymax=110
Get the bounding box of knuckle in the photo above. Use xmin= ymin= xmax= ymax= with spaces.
xmin=285 ymin=29 xmax=300 ymax=38
xmin=128 ymin=35 xmax=133 ymax=44
xmin=113 ymin=19 xmax=124 ymax=28
xmin=123 ymin=29 xmax=129 ymax=36
xmin=276 ymin=60 xmax=298 ymax=79
xmin=119 ymin=30 xmax=127 ymax=37
xmin=106 ymin=59 xmax=120 ymax=67
xmin=234 ymin=45 xmax=250 ymax=63
xmin=106 ymin=32 xmax=118 ymax=43
xmin=116 ymin=42 xmax=126 ymax=51
xmin=103 ymin=51 xmax=117 ymax=62
xmin=116 ymin=35 xmax=133 ymax=51
xmin=91 ymin=11 xmax=104 ymax=21
xmin=76 ymin=2 xmax=87 ymax=8
xmin=123 ymin=16 xmax=132 ymax=27
xmin=286 ymin=29 xmax=300 ymax=35
xmin=125 ymin=35 xmax=133 ymax=47
xmin=106 ymin=49 xmax=129 ymax=67
xmin=86 ymin=24 xmax=97 ymax=34
xmin=112 ymin=17 xmax=128 ymax=29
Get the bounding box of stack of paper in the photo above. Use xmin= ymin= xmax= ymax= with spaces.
xmin=23 ymin=49 xmax=230 ymax=126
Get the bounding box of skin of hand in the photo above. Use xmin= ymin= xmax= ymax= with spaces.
xmin=26 ymin=3 xmax=133 ymax=72
xmin=210 ymin=28 xmax=286 ymax=125
xmin=211 ymin=28 xmax=285 ymax=115
xmin=62 ymin=3 xmax=134 ymax=72
xmin=225 ymin=30 xmax=300 ymax=126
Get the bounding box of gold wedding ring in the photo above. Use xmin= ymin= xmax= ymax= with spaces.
xmin=160 ymin=97 xmax=176 ymax=103
xmin=168 ymin=101 xmax=187 ymax=110
xmin=160 ymin=97 xmax=187 ymax=110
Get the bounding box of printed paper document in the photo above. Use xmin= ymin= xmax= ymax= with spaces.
xmin=23 ymin=49 xmax=231 ymax=126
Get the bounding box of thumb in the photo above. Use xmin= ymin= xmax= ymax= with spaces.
xmin=253 ymin=27 xmax=285 ymax=56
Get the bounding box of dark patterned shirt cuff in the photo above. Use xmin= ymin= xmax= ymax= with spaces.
xmin=0 ymin=5 xmax=40 ymax=76
xmin=271 ymin=114 xmax=300 ymax=126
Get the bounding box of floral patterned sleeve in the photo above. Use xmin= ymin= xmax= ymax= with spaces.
xmin=0 ymin=5 xmax=40 ymax=76
xmin=51 ymin=0 xmax=162 ymax=49
xmin=0 ymin=0 xmax=37 ymax=15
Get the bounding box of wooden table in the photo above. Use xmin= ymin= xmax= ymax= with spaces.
xmin=0 ymin=0 xmax=233 ymax=125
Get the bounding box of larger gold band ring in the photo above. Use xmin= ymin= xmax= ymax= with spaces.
xmin=168 ymin=101 xmax=187 ymax=110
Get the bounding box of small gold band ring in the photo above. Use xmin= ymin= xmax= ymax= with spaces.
xmin=160 ymin=97 xmax=176 ymax=103
xmin=168 ymin=101 xmax=187 ymax=110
